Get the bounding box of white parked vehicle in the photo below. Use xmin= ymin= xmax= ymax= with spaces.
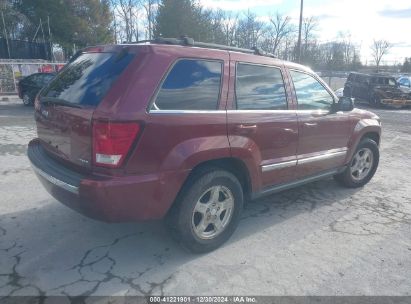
xmin=335 ymin=87 xmax=344 ymax=98
xmin=397 ymin=76 xmax=411 ymax=90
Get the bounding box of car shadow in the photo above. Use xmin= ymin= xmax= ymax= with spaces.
xmin=0 ymin=177 xmax=361 ymax=297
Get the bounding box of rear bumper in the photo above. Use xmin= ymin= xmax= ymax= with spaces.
xmin=381 ymin=98 xmax=411 ymax=106
xmin=28 ymin=139 xmax=185 ymax=222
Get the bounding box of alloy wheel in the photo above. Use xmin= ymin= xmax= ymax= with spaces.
xmin=350 ymin=148 xmax=374 ymax=181
xmin=23 ymin=94 xmax=31 ymax=105
xmin=191 ymin=185 xmax=234 ymax=240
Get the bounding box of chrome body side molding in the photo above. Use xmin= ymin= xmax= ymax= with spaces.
xmin=261 ymin=147 xmax=348 ymax=172
xmin=262 ymin=160 xmax=297 ymax=172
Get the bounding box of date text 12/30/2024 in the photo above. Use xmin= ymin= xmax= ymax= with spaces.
xmin=148 ymin=296 xmax=257 ymax=303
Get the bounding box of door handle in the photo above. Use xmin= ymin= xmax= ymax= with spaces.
xmin=237 ymin=124 xmax=257 ymax=129
xmin=235 ymin=124 xmax=257 ymax=133
xmin=304 ymin=122 xmax=318 ymax=127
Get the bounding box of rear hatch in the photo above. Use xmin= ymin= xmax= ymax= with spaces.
xmin=35 ymin=48 xmax=135 ymax=169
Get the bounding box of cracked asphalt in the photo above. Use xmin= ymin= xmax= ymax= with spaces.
xmin=0 ymin=98 xmax=410 ymax=298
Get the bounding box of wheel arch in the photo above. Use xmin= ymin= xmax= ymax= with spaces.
xmin=346 ymin=121 xmax=381 ymax=162
xmin=361 ymin=131 xmax=380 ymax=146
xmin=188 ymin=157 xmax=251 ymax=198
xmin=167 ymin=157 xmax=253 ymax=216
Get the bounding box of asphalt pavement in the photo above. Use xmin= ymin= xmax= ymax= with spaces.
xmin=0 ymin=99 xmax=410 ymax=297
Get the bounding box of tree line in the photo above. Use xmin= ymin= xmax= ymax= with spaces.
xmin=0 ymin=0 xmax=405 ymax=71
xmin=114 ymin=0 xmax=364 ymax=71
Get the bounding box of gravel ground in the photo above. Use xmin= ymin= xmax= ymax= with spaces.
xmin=0 ymin=99 xmax=410 ymax=298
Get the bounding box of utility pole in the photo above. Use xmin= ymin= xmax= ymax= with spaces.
xmin=297 ymin=0 xmax=303 ymax=63
xmin=1 ymin=11 xmax=10 ymax=59
xmin=47 ymin=15 xmax=55 ymax=62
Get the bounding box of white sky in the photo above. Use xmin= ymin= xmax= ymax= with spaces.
xmin=200 ymin=0 xmax=411 ymax=65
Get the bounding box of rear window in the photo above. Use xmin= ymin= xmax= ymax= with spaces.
xmin=41 ymin=51 xmax=134 ymax=106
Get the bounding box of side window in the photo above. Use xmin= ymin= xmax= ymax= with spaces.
xmin=358 ymin=75 xmax=368 ymax=84
xmin=235 ymin=63 xmax=287 ymax=110
xmin=388 ymin=78 xmax=396 ymax=86
xmin=290 ymin=70 xmax=334 ymax=110
xmin=153 ymin=59 xmax=222 ymax=110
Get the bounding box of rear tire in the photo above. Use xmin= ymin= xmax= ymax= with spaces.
xmin=334 ymin=138 xmax=379 ymax=188
xmin=369 ymin=94 xmax=381 ymax=108
xmin=166 ymin=169 xmax=243 ymax=253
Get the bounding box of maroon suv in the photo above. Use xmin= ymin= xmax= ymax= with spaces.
xmin=28 ymin=38 xmax=381 ymax=252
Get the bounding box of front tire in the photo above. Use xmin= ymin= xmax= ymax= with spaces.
xmin=334 ymin=138 xmax=379 ymax=188
xmin=22 ymin=93 xmax=33 ymax=106
xmin=167 ymin=169 xmax=243 ymax=253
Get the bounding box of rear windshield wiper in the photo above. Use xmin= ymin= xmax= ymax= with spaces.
xmin=40 ymin=97 xmax=83 ymax=109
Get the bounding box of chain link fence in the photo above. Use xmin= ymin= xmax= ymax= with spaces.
xmin=0 ymin=61 xmax=65 ymax=94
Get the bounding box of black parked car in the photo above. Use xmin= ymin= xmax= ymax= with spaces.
xmin=18 ymin=73 xmax=56 ymax=106
xmin=344 ymin=72 xmax=411 ymax=108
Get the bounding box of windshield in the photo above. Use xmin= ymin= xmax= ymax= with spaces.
xmin=41 ymin=51 xmax=134 ymax=106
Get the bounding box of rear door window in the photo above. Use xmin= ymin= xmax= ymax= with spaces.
xmin=41 ymin=51 xmax=134 ymax=106
xmin=235 ymin=63 xmax=287 ymax=110
xmin=152 ymin=59 xmax=222 ymax=110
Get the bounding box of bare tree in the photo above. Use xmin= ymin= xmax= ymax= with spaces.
xmin=141 ymin=0 xmax=158 ymax=40
xmin=111 ymin=0 xmax=141 ymax=42
xmin=302 ymin=16 xmax=318 ymax=58
xmin=207 ymin=9 xmax=227 ymax=44
xmin=267 ymin=13 xmax=293 ymax=55
xmin=236 ymin=10 xmax=265 ymax=49
xmin=337 ymin=31 xmax=352 ymax=66
xmin=281 ymin=33 xmax=296 ymax=60
xmin=370 ymin=39 xmax=391 ymax=72
xmin=220 ymin=11 xmax=239 ymax=46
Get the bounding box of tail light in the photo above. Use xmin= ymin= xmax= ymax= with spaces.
xmin=92 ymin=121 xmax=140 ymax=168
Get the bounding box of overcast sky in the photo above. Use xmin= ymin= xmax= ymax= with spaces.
xmin=200 ymin=0 xmax=411 ymax=65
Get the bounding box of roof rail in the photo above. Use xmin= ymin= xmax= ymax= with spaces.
xmin=128 ymin=36 xmax=276 ymax=58
xmin=252 ymin=46 xmax=276 ymax=58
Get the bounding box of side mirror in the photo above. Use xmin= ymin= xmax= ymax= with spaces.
xmin=337 ymin=96 xmax=354 ymax=111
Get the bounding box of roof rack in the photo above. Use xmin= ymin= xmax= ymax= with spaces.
xmin=128 ymin=36 xmax=276 ymax=58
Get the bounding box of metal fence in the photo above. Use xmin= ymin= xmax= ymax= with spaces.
xmin=322 ymin=76 xmax=347 ymax=91
xmin=0 ymin=61 xmax=65 ymax=94
xmin=0 ymin=38 xmax=52 ymax=60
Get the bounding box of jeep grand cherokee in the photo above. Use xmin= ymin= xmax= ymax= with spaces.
xmin=28 ymin=38 xmax=381 ymax=253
